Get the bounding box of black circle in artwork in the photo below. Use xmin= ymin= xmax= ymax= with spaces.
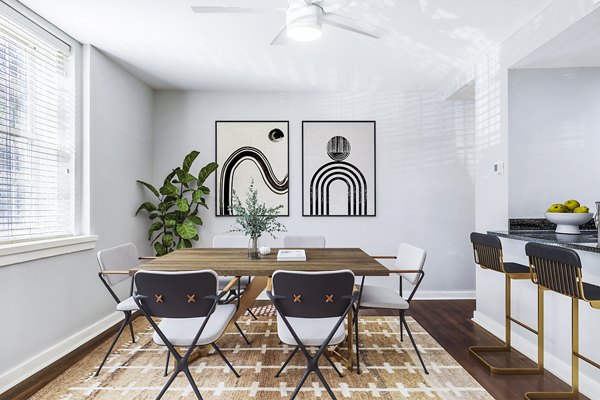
xmin=268 ymin=128 xmax=285 ymax=142
xmin=326 ymin=136 xmax=351 ymax=161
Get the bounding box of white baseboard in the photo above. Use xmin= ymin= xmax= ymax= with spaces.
xmin=0 ymin=311 xmax=123 ymax=395
xmin=472 ymin=311 xmax=600 ymax=398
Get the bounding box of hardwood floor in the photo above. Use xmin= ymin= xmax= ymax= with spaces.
xmin=363 ymin=300 xmax=588 ymax=400
xmin=3 ymin=301 xmax=588 ymax=400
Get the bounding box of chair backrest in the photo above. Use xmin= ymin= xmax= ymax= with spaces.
xmin=212 ymin=235 xmax=248 ymax=248
xmin=272 ymin=270 xmax=355 ymax=318
xmin=525 ymin=242 xmax=584 ymax=299
xmin=134 ymin=270 xmax=218 ymax=318
xmin=394 ymin=243 xmax=426 ymax=285
xmin=97 ymin=243 xmax=139 ymax=286
xmin=470 ymin=232 xmax=504 ymax=273
xmin=283 ymin=235 xmax=326 ymax=248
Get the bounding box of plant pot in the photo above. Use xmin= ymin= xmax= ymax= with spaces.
xmin=248 ymin=236 xmax=260 ymax=260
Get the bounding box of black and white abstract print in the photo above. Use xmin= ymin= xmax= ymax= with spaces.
xmin=303 ymin=121 xmax=376 ymax=216
xmin=216 ymin=121 xmax=289 ymax=216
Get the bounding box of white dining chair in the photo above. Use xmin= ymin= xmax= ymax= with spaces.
xmin=283 ymin=235 xmax=326 ymax=248
xmin=268 ymin=269 xmax=358 ymax=400
xmin=355 ymin=243 xmax=428 ymax=374
xmin=134 ymin=270 xmax=240 ymax=400
xmin=95 ymin=243 xmax=141 ymax=376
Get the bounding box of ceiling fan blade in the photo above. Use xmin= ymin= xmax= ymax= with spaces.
xmin=322 ymin=12 xmax=387 ymax=39
xmin=270 ymin=25 xmax=289 ymax=46
xmin=191 ymin=6 xmax=282 ymax=14
xmin=321 ymin=0 xmax=356 ymax=13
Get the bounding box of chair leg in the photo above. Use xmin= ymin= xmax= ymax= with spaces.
xmin=354 ymin=307 xmax=361 ymax=374
xmin=401 ymin=312 xmax=428 ymax=374
xmin=163 ymin=350 xmax=170 ymax=377
xmin=94 ymin=314 xmax=130 ymax=376
xmin=323 ymin=351 xmax=344 ymax=377
xmin=399 ymin=310 xmax=404 ymax=342
xmin=128 ymin=316 xmax=136 ymax=343
xmin=211 ymin=343 xmax=241 ymax=378
xmin=234 ymin=322 xmax=251 ymax=345
xmin=275 ymin=346 xmax=299 ymax=377
xmin=156 ymin=365 xmax=180 ymax=400
xmin=289 ymin=368 xmax=312 ymax=400
xmin=247 ymin=308 xmax=258 ymax=320
xmin=314 ymin=366 xmax=338 ymax=400
xmin=182 ymin=366 xmax=204 ymax=400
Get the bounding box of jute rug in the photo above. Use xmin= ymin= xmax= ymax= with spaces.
xmin=30 ymin=309 xmax=492 ymax=399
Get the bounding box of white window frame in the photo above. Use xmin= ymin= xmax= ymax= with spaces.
xmin=0 ymin=0 xmax=95 ymax=267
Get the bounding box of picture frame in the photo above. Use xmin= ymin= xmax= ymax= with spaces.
xmin=215 ymin=121 xmax=289 ymax=216
xmin=302 ymin=121 xmax=376 ymax=217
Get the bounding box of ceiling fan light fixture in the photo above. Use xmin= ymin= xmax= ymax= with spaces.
xmin=287 ymin=21 xmax=322 ymax=41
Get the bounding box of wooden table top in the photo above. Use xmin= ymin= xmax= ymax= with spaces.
xmin=131 ymin=248 xmax=389 ymax=276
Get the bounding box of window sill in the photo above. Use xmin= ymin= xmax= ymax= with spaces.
xmin=0 ymin=235 xmax=98 ymax=267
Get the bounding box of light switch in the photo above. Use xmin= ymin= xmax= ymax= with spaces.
xmin=493 ymin=162 xmax=504 ymax=174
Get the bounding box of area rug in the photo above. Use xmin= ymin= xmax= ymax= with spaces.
xmin=30 ymin=310 xmax=492 ymax=400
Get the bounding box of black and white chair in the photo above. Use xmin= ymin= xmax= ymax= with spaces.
xmin=268 ymin=270 xmax=359 ymax=400
xmin=355 ymin=243 xmax=428 ymax=374
xmin=95 ymin=243 xmax=141 ymax=376
xmin=134 ymin=270 xmax=240 ymax=400
xmin=283 ymin=235 xmax=326 ymax=248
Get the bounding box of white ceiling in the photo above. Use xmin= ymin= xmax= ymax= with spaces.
xmin=513 ymin=6 xmax=600 ymax=69
xmin=21 ymin=0 xmax=554 ymax=91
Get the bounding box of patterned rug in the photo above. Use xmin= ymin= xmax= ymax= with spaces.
xmin=30 ymin=310 xmax=492 ymax=400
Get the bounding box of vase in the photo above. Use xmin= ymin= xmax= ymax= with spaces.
xmin=248 ymin=236 xmax=260 ymax=260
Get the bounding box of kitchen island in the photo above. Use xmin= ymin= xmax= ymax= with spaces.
xmin=472 ymin=222 xmax=600 ymax=397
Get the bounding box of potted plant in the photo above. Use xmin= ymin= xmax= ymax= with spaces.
xmin=229 ymin=181 xmax=286 ymax=259
xmin=135 ymin=150 xmax=217 ymax=256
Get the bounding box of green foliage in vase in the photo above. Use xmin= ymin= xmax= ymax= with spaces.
xmin=135 ymin=150 xmax=217 ymax=256
xmin=228 ymin=181 xmax=287 ymax=239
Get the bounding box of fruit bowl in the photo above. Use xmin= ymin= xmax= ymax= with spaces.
xmin=544 ymin=212 xmax=594 ymax=235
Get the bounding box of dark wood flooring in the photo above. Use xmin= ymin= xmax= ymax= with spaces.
xmin=365 ymin=300 xmax=588 ymax=400
xmin=3 ymin=301 xmax=589 ymax=400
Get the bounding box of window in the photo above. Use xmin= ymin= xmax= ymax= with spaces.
xmin=0 ymin=7 xmax=75 ymax=243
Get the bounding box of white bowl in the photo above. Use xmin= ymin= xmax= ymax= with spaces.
xmin=544 ymin=212 xmax=593 ymax=235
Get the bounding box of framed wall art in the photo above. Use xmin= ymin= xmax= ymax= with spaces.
xmin=302 ymin=121 xmax=376 ymax=216
xmin=215 ymin=121 xmax=289 ymax=216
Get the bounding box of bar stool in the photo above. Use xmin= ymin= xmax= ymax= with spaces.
xmin=524 ymin=242 xmax=600 ymax=399
xmin=469 ymin=232 xmax=544 ymax=374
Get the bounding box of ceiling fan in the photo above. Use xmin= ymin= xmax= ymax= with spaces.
xmin=191 ymin=0 xmax=387 ymax=45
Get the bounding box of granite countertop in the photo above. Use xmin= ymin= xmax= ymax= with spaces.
xmin=487 ymin=218 xmax=600 ymax=253
xmin=489 ymin=230 xmax=600 ymax=253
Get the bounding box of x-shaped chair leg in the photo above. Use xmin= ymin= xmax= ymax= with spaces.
xmin=289 ymin=341 xmax=339 ymax=400
xmin=95 ymin=310 xmax=133 ymax=377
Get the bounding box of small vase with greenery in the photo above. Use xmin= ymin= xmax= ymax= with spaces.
xmin=135 ymin=150 xmax=217 ymax=256
xmin=228 ymin=181 xmax=286 ymax=259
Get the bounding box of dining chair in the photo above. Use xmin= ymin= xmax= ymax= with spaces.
xmin=95 ymin=243 xmax=141 ymax=376
xmin=134 ymin=270 xmax=240 ymax=400
xmin=267 ymin=269 xmax=359 ymax=400
xmin=355 ymin=243 xmax=428 ymax=374
xmin=283 ymin=235 xmax=326 ymax=248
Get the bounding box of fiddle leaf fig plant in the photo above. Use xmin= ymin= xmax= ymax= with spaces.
xmin=135 ymin=150 xmax=217 ymax=256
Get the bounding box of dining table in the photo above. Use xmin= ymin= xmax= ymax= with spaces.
xmin=129 ymin=247 xmax=390 ymax=371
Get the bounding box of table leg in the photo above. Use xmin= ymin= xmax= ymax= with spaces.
xmin=330 ymin=312 xmax=355 ymax=372
xmin=226 ymin=276 xmax=269 ymax=331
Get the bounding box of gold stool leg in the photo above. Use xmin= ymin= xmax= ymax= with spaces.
xmin=524 ymin=298 xmax=579 ymax=399
xmin=470 ymin=276 xmax=544 ymax=375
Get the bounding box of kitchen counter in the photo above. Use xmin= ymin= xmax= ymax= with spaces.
xmin=488 ymin=230 xmax=599 ymax=253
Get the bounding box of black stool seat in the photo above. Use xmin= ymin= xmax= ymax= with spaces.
xmin=583 ymin=282 xmax=600 ymax=301
xmin=503 ymin=262 xmax=530 ymax=274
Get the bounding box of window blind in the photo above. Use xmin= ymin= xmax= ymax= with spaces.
xmin=0 ymin=11 xmax=75 ymax=243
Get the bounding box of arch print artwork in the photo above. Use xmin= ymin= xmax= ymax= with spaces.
xmin=216 ymin=121 xmax=289 ymax=216
xmin=303 ymin=121 xmax=376 ymax=216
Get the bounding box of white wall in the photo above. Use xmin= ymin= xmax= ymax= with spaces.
xmin=0 ymin=46 xmax=153 ymax=390
xmin=150 ymin=91 xmax=476 ymax=297
xmin=508 ymin=67 xmax=600 ymax=217
xmin=462 ymin=1 xmax=600 ymax=397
